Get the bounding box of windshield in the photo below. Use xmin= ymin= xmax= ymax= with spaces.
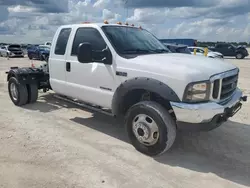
xmin=8 ymin=45 xmax=21 ymax=49
xmin=102 ymin=26 xmax=170 ymax=55
xmin=39 ymin=46 xmax=50 ymax=51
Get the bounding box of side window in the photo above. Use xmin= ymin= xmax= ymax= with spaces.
xmin=216 ymin=44 xmax=222 ymax=48
xmin=55 ymin=28 xmax=71 ymax=55
xmin=71 ymin=27 xmax=107 ymax=56
xmin=197 ymin=49 xmax=204 ymax=53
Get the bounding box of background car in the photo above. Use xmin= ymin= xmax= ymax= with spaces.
xmin=209 ymin=43 xmax=248 ymax=59
xmin=0 ymin=45 xmax=24 ymax=58
xmin=0 ymin=46 xmax=8 ymax=57
xmin=188 ymin=46 xmax=224 ymax=58
xmin=27 ymin=45 xmax=50 ymax=61
xmin=163 ymin=43 xmax=192 ymax=54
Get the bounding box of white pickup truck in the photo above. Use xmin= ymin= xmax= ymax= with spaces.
xmin=6 ymin=22 xmax=247 ymax=156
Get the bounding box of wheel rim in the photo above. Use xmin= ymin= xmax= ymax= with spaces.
xmin=132 ymin=114 xmax=159 ymax=146
xmin=10 ymin=83 xmax=18 ymax=101
xmin=237 ymin=54 xmax=242 ymax=59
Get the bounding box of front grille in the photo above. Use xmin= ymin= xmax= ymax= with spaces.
xmin=220 ymin=74 xmax=238 ymax=100
xmin=211 ymin=69 xmax=239 ymax=102
xmin=13 ymin=52 xmax=22 ymax=55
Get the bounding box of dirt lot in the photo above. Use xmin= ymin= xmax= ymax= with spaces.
xmin=0 ymin=56 xmax=250 ymax=188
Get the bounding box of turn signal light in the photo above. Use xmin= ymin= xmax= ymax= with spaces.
xmin=104 ymin=20 xmax=109 ymax=24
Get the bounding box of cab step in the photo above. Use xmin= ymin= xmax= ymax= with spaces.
xmin=53 ymin=94 xmax=114 ymax=117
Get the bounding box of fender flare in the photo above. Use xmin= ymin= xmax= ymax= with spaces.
xmin=111 ymin=77 xmax=181 ymax=116
xmin=235 ymin=49 xmax=244 ymax=54
xmin=7 ymin=67 xmax=44 ymax=85
xmin=7 ymin=68 xmax=19 ymax=81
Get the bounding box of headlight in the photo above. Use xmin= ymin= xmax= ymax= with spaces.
xmin=183 ymin=81 xmax=211 ymax=103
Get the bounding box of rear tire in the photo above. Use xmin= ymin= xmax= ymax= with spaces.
xmin=8 ymin=77 xmax=28 ymax=106
xmin=27 ymin=83 xmax=38 ymax=103
xmin=125 ymin=101 xmax=176 ymax=156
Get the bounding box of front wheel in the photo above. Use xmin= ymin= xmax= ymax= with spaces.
xmin=236 ymin=53 xmax=244 ymax=59
xmin=125 ymin=101 xmax=176 ymax=156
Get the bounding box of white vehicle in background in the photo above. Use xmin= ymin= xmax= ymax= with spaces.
xmin=188 ymin=46 xmax=224 ymax=59
xmin=0 ymin=46 xmax=8 ymax=57
xmin=44 ymin=41 xmax=51 ymax=46
xmin=0 ymin=44 xmax=24 ymax=58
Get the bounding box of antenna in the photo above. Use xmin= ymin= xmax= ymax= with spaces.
xmin=124 ymin=0 xmax=128 ymax=35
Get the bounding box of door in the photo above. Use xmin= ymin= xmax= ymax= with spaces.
xmin=65 ymin=27 xmax=116 ymax=108
xmin=216 ymin=44 xmax=234 ymax=56
xmin=49 ymin=27 xmax=72 ymax=96
xmin=226 ymin=44 xmax=236 ymax=56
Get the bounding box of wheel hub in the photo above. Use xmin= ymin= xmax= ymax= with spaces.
xmin=10 ymin=83 xmax=18 ymax=101
xmin=132 ymin=114 xmax=159 ymax=146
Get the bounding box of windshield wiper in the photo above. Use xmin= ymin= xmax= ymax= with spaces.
xmin=123 ymin=49 xmax=154 ymax=54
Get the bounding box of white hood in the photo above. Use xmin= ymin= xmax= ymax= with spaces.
xmin=117 ymin=53 xmax=237 ymax=100
xmin=125 ymin=53 xmax=236 ymax=81
xmin=208 ymin=51 xmax=223 ymax=57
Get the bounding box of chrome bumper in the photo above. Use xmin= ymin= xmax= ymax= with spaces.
xmin=170 ymin=88 xmax=244 ymax=124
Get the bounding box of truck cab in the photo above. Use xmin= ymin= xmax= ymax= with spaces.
xmin=6 ymin=22 xmax=247 ymax=156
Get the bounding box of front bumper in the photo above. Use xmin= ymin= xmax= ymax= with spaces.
xmin=170 ymin=88 xmax=247 ymax=131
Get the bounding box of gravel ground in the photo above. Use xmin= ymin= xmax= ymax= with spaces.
xmin=0 ymin=56 xmax=250 ymax=188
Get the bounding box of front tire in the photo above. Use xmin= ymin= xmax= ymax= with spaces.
xmin=236 ymin=53 xmax=244 ymax=59
xmin=125 ymin=101 xmax=176 ymax=156
xmin=8 ymin=77 xmax=28 ymax=106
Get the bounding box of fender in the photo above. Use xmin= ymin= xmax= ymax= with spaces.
xmin=112 ymin=77 xmax=181 ymax=116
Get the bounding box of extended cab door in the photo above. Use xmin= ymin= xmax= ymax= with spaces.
xmin=65 ymin=26 xmax=117 ymax=108
xmin=49 ymin=27 xmax=72 ymax=96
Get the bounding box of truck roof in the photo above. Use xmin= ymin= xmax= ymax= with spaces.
xmin=58 ymin=22 xmax=139 ymax=29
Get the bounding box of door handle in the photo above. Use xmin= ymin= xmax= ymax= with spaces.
xmin=66 ymin=62 xmax=71 ymax=72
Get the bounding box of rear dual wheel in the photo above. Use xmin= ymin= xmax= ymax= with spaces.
xmin=8 ymin=77 xmax=38 ymax=106
xmin=125 ymin=101 xmax=176 ymax=156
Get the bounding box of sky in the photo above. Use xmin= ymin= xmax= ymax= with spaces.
xmin=0 ymin=0 xmax=250 ymax=43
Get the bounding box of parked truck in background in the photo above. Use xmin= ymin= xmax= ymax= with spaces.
xmin=209 ymin=43 xmax=249 ymax=59
xmin=6 ymin=22 xmax=247 ymax=156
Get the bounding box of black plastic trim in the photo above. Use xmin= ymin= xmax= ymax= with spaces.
xmin=111 ymin=77 xmax=180 ymax=116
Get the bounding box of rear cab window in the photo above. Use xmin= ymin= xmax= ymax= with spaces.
xmin=54 ymin=28 xmax=72 ymax=55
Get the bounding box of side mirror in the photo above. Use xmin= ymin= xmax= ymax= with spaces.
xmin=77 ymin=42 xmax=93 ymax=63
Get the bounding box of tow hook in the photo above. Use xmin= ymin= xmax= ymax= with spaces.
xmin=241 ymin=96 xmax=248 ymax=102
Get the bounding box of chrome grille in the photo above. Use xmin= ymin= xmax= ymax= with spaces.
xmin=220 ymin=74 xmax=238 ymax=100
xmin=210 ymin=69 xmax=239 ymax=102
